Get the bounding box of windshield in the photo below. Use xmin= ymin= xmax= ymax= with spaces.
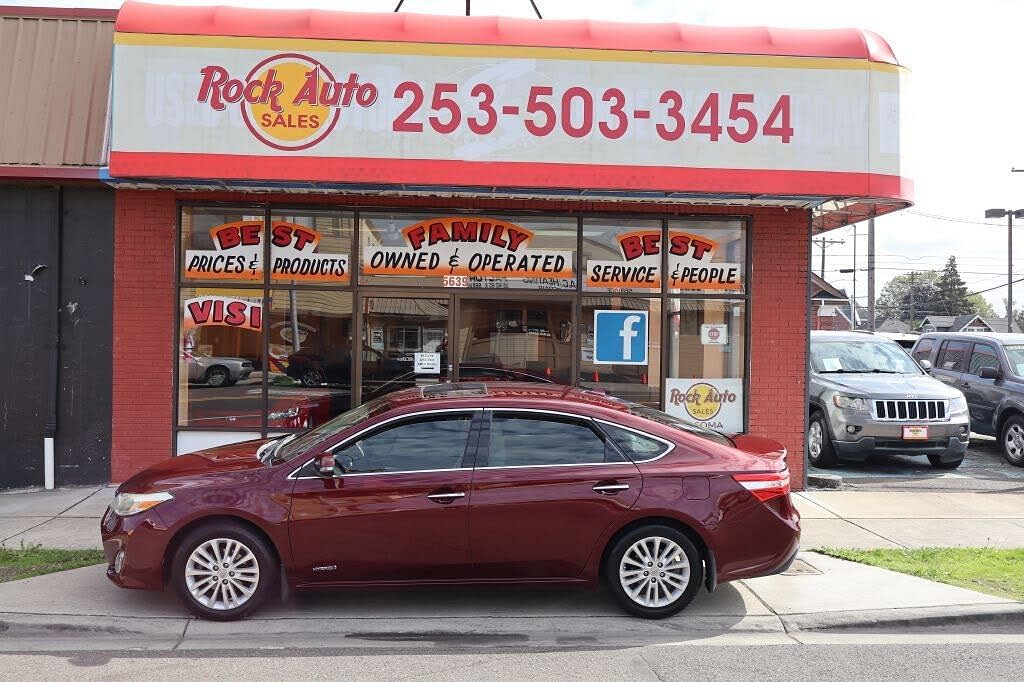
xmin=1003 ymin=345 xmax=1024 ymax=376
xmin=624 ymin=402 xmax=734 ymax=447
xmin=273 ymin=395 xmax=392 ymax=462
xmin=811 ymin=340 xmax=921 ymax=374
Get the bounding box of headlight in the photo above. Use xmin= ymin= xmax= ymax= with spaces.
xmin=832 ymin=395 xmax=868 ymax=411
xmin=949 ymin=396 xmax=968 ymax=414
xmin=111 ymin=491 xmax=173 ymax=516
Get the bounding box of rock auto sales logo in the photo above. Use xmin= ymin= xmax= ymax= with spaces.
xmin=670 ymin=382 xmax=738 ymax=422
xmin=196 ymin=53 xmax=378 ymax=150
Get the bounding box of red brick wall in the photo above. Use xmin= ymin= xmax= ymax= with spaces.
xmin=111 ymin=190 xmax=810 ymax=487
xmin=111 ymin=190 xmax=176 ymax=481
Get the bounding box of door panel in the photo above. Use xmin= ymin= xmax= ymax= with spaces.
xmin=286 ymin=410 xmax=479 ymax=583
xmin=931 ymin=340 xmax=970 ymax=388
xmin=962 ymin=343 xmax=1000 ymax=433
xmin=468 ymin=411 xmax=641 ymax=579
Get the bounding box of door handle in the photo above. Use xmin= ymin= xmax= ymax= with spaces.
xmin=593 ymin=482 xmax=630 ymax=494
xmin=426 ymin=491 xmax=465 ymax=504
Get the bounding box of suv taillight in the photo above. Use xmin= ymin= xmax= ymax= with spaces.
xmin=732 ymin=470 xmax=790 ymax=503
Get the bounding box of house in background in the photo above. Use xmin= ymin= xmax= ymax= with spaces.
xmin=811 ymin=274 xmax=854 ymax=330
xmin=918 ymin=314 xmax=1022 ymax=333
xmin=876 ymin=318 xmax=912 ymax=333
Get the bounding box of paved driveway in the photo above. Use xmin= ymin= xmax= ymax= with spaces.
xmin=808 ymin=436 xmax=1024 ymax=491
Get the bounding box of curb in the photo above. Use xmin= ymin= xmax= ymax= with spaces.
xmin=782 ymin=603 xmax=1024 ymax=632
xmin=806 ymin=473 xmax=842 ymax=489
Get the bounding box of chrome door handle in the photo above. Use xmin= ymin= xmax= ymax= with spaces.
xmin=593 ymin=483 xmax=630 ymax=494
xmin=426 ymin=491 xmax=466 ymax=503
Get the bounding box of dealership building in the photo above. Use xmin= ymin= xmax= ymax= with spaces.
xmin=1 ymin=1 xmax=909 ymax=489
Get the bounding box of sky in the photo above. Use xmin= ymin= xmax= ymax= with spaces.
xmin=16 ymin=0 xmax=1024 ymax=314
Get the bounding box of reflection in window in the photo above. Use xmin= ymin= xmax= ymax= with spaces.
xmin=580 ymin=297 xmax=661 ymax=407
xmin=458 ymin=300 xmax=572 ymax=384
xmin=332 ymin=415 xmax=473 ymax=473
xmin=270 ymin=210 xmax=353 ymax=286
xmin=180 ymin=207 xmax=264 ymax=283
xmin=178 ymin=289 xmax=264 ymax=428
xmin=363 ymin=297 xmax=449 ymax=400
xmin=484 ymin=414 xmax=624 ymax=467
xmin=268 ymin=290 xmax=354 ymax=429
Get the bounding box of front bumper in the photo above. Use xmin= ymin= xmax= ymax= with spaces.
xmin=832 ymin=426 xmax=969 ymax=461
xmin=100 ymin=505 xmax=172 ymax=591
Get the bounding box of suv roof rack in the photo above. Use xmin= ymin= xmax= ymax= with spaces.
xmin=420 ymin=382 xmax=489 ymax=399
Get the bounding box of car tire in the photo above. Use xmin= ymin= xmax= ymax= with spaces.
xmin=927 ymin=454 xmax=964 ymax=469
xmin=808 ymin=412 xmax=839 ymax=468
xmin=171 ymin=521 xmax=276 ymax=622
xmin=1000 ymin=415 xmax=1024 ymax=467
xmin=604 ymin=525 xmax=703 ymax=619
xmin=300 ymin=368 xmax=324 ymax=387
xmin=205 ymin=366 xmax=230 ymax=388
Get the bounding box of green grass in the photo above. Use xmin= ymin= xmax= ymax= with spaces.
xmin=816 ymin=547 xmax=1024 ymax=602
xmin=0 ymin=546 xmax=106 ymax=583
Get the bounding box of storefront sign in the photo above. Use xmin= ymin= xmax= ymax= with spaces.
xmin=701 ymin=323 xmax=729 ymax=345
xmin=665 ymin=378 xmax=743 ymax=432
xmin=109 ymin=22 xmax=908 ymax=199
xmin=593 ymin=310 xmax=649 ymax=365
xmin=414 ymin=352 xmax=441 ymax=374
xmin=363 ymin=217 xmax=574 ymax=285
xmin=184 ymin=221 xmax=349 ymax=283
xmin=585 ymin=230 xmax=742 ymax=291
xmin=183 ymin=295 xmax=262 ymax=331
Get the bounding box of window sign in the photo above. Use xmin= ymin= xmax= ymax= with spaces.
xmin=269 ymin=222 xmax=350 ymax=284
xmin=184 ymin=220 xmax=263 ymax=281
xmin=183 ymin=295 xmax=263 ymax=332
xmin=414 ymin=352 xmax=441 ymax=374
xmin=666 ymin=231 xmax=742 ymax=292
xmin=594 ymin=310 xmax=649 ymax=365
xmin=583 ymin=220 xmax=662 ymax=293
xmin=664 ymin=378 xmax=743 ymax=433
xmin=701 ymin=323 xmax=729 ymax=345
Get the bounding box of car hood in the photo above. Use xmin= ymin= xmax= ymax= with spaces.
xmin=814 ymin=372 xmax=963 ymax=399
xmin=118 ymin=438 xmax=275 ymax=493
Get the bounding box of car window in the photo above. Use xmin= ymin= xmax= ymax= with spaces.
xmin=969 ymin=344 xmax=1000 ymax=376
xmin=600 ymin=423 xmax=670 ymax=462
xmin=1003 ymin=345 xmax=1024 ymax=376
xmin=483 ymin=412 xmax=625 ymax=467
xmin=912 ymin=338 xmax=935 ymax=362
xmin=809 ymin=340 xmax=921 ymax=374
xmin=936 ymin=340 xmax=971 ymax=372
xmin=331 ymin=413 xmax=474 ymax=474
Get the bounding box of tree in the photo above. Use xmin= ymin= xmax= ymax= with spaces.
xmin=968 ymin=294 xmax=996 ymax=318
xmin=936 ymin=256 xmax=972 ymax=316
xmin=876 ymin=270 xmax=941 ymax=324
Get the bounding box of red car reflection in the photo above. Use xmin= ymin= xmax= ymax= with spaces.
xmin=101 ymin=383 xmax=799 ymax=621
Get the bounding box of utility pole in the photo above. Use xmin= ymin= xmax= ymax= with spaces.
xmin=813 ymin=237 xmax=845 ymax=279
xmin=867 ymin=218 xmax=876 ymax=330
xmin=985 ymin=208 xmax=1024 ymax=331
xmin=852 ymin=225 xmax=858 ymax=329
xmin=909 ymin=271 xmax=916 ymax=329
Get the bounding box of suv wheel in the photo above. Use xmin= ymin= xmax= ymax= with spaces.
xmin=605 ymin=525 xmax=703 ymax=619
xmin=171 ymin=522 xmax=276 ymax=621
xmin=1000 ymin=415 xmax=1024 ymax=467
xmin=927 ymin=454 xmax=964 ymax=470
xmin=808 ymin=412 xmax=839 ymax=468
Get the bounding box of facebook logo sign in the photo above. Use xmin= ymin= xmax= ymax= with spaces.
xmin=593 ymin=310 xmax=649 ymax=365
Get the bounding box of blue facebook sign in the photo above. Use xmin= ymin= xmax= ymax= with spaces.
xmin=593 ymin=310 xmax=649 ymax=365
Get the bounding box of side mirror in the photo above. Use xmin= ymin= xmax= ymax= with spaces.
xmin=979 ymin=366 xmax=1000 ymax=380
xmin=918 ymin=359 xmax=932 ymax=371
xmin=317 ymin=454 xmax=336 ymax=477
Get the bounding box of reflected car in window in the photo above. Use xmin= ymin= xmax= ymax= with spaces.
xmin=184 ymin=352 xmax=253 ymax=387
xmin=102 ymin=383 xmax=798 ymax=622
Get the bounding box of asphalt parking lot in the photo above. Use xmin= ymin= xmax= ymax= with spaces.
xmin=807 ymin=436 xmax=1024 ymax=492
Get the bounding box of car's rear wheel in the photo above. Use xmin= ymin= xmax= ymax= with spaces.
xmin=808 ymin=412 xmax=839 ymax=468
xmin=171 ymin=522 xmax=275 ymax=621
xmin=205 ymin=366 xmax=230 ymax=387
xmin=1001 ymin=415 xmax=1024 ymax=467
xmin=927 ymin=454 xmax=964 ymax=469
xmin=605 ymin=525 xmax=702 ymax=619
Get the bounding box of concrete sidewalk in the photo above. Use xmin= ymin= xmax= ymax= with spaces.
xmin=0 ymin=551 xmax=1020 ymax=652
xmin=2 ymin=486 xmax=1023 ymax=551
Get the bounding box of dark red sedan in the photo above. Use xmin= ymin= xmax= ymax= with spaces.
xmin=101 ymin=383 xmax=799 ymax=621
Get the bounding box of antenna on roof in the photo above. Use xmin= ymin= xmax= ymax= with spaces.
xmin=394 ymin=1 xmax=543 ymax=18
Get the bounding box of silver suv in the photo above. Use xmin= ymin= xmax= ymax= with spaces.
xmin=808 ymin=331 xmax=970 ymax=469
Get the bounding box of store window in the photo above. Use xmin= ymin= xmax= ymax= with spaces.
xmin=580 ymin=297 xmax=662 ymax=407
xmin=362 ymin=297 xmax=449 ymax=400
xmin=360 ymin=212 xmax=577 ymax=290
xmin=270 ymin=209 xmax=353 ymax=286
xmin=664 ymin=299 xmax=746 ymax=433
xmin=181 ymin=206 xmax=265 ymax=283
xmin=666 ymin=220 xmax=746 ymax=294
xmin=582 ymin=218 xmax=663 ymax=294
xmin=267 ymin=290 xmax=353 ymax=429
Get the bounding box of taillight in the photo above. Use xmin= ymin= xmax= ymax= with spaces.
xmin=733 ymin=470 xmax=790 ymax=503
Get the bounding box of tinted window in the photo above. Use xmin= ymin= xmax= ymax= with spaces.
xmin=937 ymin=340 xmax=971 ymax=372
xmin=969 ymin=344 xmax=1000 ymax=375
xmin=601 ymin=423 xmax=669 ymax=462
xmin=331 ymin=413 xmax=474 ymax=474
xmin=484 ymin=413 xmax=625 ymax=467
xmin=913 ymin=338 xmax=935 ymax=362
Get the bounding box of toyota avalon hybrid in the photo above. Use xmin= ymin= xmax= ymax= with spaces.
xmin=102 ymin=383 xmax=799 ymax=621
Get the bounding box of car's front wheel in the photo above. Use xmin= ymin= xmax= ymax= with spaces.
xmin=171 ymin=522 xmax=276 ymax=621
xmin=605 ymin=525 xmax=703 ymax=619
xmin=808 ymin=411 xmax=839 ymax=468
xmin=1001 ymin=415 xmax=1024 ymax=467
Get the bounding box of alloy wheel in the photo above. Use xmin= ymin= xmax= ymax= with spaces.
xmin=808 ymin=421 xmax=823 ymax=460
xmin=618 ymin=536 xmax=690 ymax=608
xmin=1006 ymin=424 xmax=1024 ymax=464
xmin=185 ymin=538 xmax=260 ymax=611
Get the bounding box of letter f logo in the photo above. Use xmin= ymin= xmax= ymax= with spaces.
xmin=619 ymin=315 xmax=642 ymax=361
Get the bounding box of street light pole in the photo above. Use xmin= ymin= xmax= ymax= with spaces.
xmin=985 ymin=208 xmax=1024 ymax=332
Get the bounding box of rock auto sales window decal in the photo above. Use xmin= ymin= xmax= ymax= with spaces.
xmin=184 ymin=220 xmax=350 ymax=283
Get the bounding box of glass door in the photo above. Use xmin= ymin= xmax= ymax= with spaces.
xmin=454 ymin=296 xmax=575 ymax=386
